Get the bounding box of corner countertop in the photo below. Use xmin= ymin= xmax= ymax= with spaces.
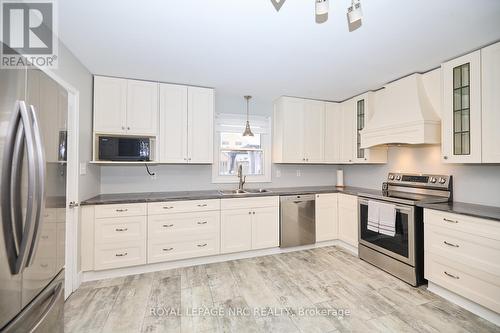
xmin=417 ymin=201 xmax=500 ymax=222
xmin=80 ymin=186 xmax=380 ymax=206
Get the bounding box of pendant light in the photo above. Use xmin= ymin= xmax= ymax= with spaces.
xmin=242 ymin=95 xmax=254 ymax=137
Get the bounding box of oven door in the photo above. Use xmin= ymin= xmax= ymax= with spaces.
xmin=358 ymin=197 xmax=415 ymax=266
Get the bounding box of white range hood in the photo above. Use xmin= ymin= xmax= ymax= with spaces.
xmin=360 ymin=70 xmax=441 ymax=148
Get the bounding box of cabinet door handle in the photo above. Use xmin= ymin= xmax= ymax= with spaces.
xmin=115 ymin=252 xmax=128 ymax=257
xmin=252 ymin=212 xmax=256 ymax=215
xmin=444 ymin=271 xmax=459 ymax=279
xmin=188 ymin=157 xmax=192 ymax=161
xmin=443 ymin=156 xmax=449 ymax=160
xmin=162 ymin=224 xmax=174 ymax=228
xmin=197 ymin=204 xmax=208 ymax=207
xmin=197 ymin=243 xmax=208 ymax=247
xmin=443 ymin=218 xmax=458 ymax=224
xmin=443 ymin=241 xmax=459 ymax=248
xmin=121 ymin=126 xmax=125 ymax=130
xmin=40 ymin=263 xmax=48 ymax=268
xmin=127 ymin=126 xmax=130 ymax=130
xmin=197 ymin=221 xmax=207 ymax=225
xmin=115 ymin=228 xmax=128 ymax=232
xmin=163 ymin=206 xmax=174 ymax=210
xmin=116 ymin=209 xmax=128 ymax=212
xmin=248 ymin=212 xmax=252 ymax=215
xmin=162 ymin=247 xmax=173 ymax=252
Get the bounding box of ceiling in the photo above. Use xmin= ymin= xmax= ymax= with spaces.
xmin=58 ymin=0 xmax=500 ymax=101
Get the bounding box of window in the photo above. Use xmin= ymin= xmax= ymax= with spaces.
xmin=356 ymin=99 xmax=365 ymax=159
xmin=453 ymin=63 xmax=470 ymax=155
xmin=213 ymin=114 xmax=271 ymax=183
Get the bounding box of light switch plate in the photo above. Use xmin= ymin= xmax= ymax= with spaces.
xmin=79 ymin=162 xmax=87 ymax=175
xmin=296 ymin=170 xmax=301 ymax=177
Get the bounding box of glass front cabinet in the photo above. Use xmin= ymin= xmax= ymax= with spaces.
xmin=441 ymin=50 xmax=482 ymax=163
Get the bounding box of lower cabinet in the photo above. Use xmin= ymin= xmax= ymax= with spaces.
xmin=337 ymin=193 xmax=359 ymax=248
xmin=220 ymin=197 xmax=280 ymax=254
xmin=315 ymin=193 xmax=339 ymax=242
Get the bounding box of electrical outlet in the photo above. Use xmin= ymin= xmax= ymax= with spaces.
xmin=296 ymin=170 xmax=301 ymax=177
xmin=276 ymin=169 xmax=281 ymax=178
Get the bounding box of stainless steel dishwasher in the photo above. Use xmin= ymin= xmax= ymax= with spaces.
xmin=280 ymin=195 xmax=315 ymax=248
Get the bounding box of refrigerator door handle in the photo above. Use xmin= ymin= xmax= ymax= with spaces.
xmin=26 ymin=104 xmax=46 ymax=266
xmin=0 ymin=100 xmax=39 ymax=275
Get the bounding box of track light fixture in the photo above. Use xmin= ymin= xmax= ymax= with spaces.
xmin=348 ymin=0 xmax=363 ymax=24
xmin=315 ymin=0 xmax=329 ymax=16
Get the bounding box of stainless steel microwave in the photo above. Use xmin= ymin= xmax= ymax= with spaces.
xmin=98 ymin=136 xmax=153 ymax=161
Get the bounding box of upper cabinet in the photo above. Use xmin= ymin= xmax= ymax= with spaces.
xmin=441 ymin=41 xmax=500 ymax=164
xmin=93 ymin=76 xmax=158 ymax=136
xmin=273 ymin=97 xmax=324 ymax=163
xmin=159 ymin=84 xmax=214 ymax=164
xmin=324 ymin=102 xmax=341 ymax=163
xmin=441 ymin=51 xmax=482 ymax=163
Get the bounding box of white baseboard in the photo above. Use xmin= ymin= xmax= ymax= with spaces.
xmin=427 ymin=282 xmax=500 ymax=326
xmin=81 ymin=240 xmax=356 ymax=283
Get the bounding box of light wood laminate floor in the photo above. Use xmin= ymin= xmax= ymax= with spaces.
xmin=65 ymin=246 xmax=500 ymax=333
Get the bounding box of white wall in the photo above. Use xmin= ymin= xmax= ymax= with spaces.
xmin=51 ymin=42 xmax=99 ymax=201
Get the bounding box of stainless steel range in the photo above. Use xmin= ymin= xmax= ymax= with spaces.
xmin=358 ymin=173 xmax=453 ymax=286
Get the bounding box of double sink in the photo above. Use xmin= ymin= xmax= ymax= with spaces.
xmin=218 ymin=188 xmax=272 ymax=196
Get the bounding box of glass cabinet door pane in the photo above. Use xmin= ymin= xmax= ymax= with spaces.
xmin=461 ymin=64 xmax=469 ymax=86
xmin=461 ymin=86 xmax=469 ymax=109
xmin=454 ymin=111 xmax=462 ymax=132
xmin=453 ymin=67 xmax=461 ymax=89
xmin=461 ymin=109 xmax=469 ymax=132
xmin=453 ymin=89 xmax=461 ymax=111
xmin=462 ymin=133 xmax=470 ymax=155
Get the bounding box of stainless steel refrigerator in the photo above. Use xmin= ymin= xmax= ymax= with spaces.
xmin=1 ymin=61 xmax=67 ymax=332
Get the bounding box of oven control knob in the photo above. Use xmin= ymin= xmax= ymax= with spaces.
xmin=388 ymin=174 xmax=395 ymax=180
xmin=395 ymin=175 xmax=401 ymax=181
xmin=439 ymin=177 xmax=447 ymax=184
xmin=430 ymin=177 xmax=437 ymax=183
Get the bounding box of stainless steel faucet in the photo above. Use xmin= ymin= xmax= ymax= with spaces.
xmin=237 ymin=164 xmax=246 ymax=191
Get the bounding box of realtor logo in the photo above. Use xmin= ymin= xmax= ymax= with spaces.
xmin=1 ymin=0 xmax=58 ymax=68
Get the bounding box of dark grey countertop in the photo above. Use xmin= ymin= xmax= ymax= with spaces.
xmin=417 ymin=201 xmax=500 ymax=222
xmin=81 ymin=186 xmax=379 ymax=206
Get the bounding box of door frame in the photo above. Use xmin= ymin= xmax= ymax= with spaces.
xmin=39 ymin=67 xmax=80 ymax=299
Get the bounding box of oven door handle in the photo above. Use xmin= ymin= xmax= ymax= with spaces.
xmin=358 ymin=197 xmax=413 ymax=212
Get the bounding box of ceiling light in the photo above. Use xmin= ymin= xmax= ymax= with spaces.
xmin=315 ymin=0 xmax=329 ymax=16
xmin=242 ymin=96 xmax=254 ymax=137
xmin=270 ymin=0 xmax=286 ymax=12
xmin=348 ymin=0 xmax=363 ymax=24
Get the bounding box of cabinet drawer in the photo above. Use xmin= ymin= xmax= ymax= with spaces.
xmin=35 ymin=223 xmax=57 ymax=258
xmin=95 ymin=241 xmax=146 ymax=270
xmin=148 ymin=199 xmax=220 ymax=215
xmin=95 ymin=203 xmax=146 ymax=218
xmin=220 ymin=196 xmax=279 ymax=210
xmin=425 ymin=224 xmax=500 ymax=276
xmin=148 ymin=211 xmax=219 ymax=239
xmin=425 ymin=252 xmax=500 ymax=313
xmin=42 ymin=208 xmax=58 ymax=221
xmin=424 ymin=209 xmax=500 ymax=241
xmin=95 ymin=216 xmax=146 ymax=244
xmin=148 ymin=233 xmax=219 ymax=264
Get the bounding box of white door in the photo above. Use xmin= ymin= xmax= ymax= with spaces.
xmin=187 ymin=87 xmax=214 ymax=164
xmin=93 ymin=76 xmax=127 ymax=134
xmin=159 ymin=83 xmax=188 ymax=163
xmin=303 ymin=100 xmax=325 ymax=163
xmin=441 ymin=50 xmax=482 ymax=163
xmin=281 ymin=98 xmax=305 ymax=163
xmin=221 ymin=209 xmax=252 ymax=254
xmin=126 ymin=79 xmax=158 ymax=136
xmin=324 ymin=102 xmax=341 ymax=163
xmin=251 ymin=207 xmax=279 ymax=250
xmin=337 ymin=194 xmax=358 ymax=247
xmin=482 ymin=42 xmax=500 ymax=163
xmin=315 ymin=193 xmax=338 ymax=242
xmin=340 ymin=99 xmax=355 ymax=163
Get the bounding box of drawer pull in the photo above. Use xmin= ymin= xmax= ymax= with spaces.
xmin=443 ymin=218 xmax=458 ymax=224
xmin=41 ymin=235 xmax=49 ymax=239
xmin=197 ymin=243 xmax=208 ymax=247
xmin=163 ymin=206 xmax=174 ymax=209
xmin=197 ymin=221 xmax=208 ymax=225
xmin=115 ymin=228 xmax=128 ymax=232
xmin=40 ymin=264 xmax=48 ymax=268
xmin=444 ymin=271 xmax=459 ymax=279
xmin=197 ymin=204 xmax=208 ymax=207
xmin=116 ymin=209 xmax=129 ymax=212
xmin=443 ymin=241 xmax=459 ymax=248
xmin=162 ymin=224 xmax=174 ymax=228
xmin=115 ymin=252 xmax=128 ymax=257
xmin=162 ymin=247 xmax=174 ymax=252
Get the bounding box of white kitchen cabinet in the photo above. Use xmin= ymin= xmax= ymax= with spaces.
xmin=481 ymin=42 xmax=500 ymax=163
xmin=315 ymin=193 xmax=338 ymax=242
xmin=340 ymin=99 xmax=355 ymax=163
xmin=159 ymin=84 xmax=214 ymax=164
xmin=93 ymin=76 xmax=159 ymax=136
xmin=159 ymin=83 xmax=188 ymax=163
xmin=187 ymin=86 xmax=214 ymax=164
xmin=273 ymin=97 xmax=324 ymax=163
xmin=220 ymin=209 xmax=253 ymax=254
xmin=324 ymin=102 xmax=341 ymax=163
xmin=251 ymin=206 xmax=280 ymax=250
xmin=441 ymin=50 xmax=482 ymax=163
xmin=337 ymin=193 xmax=358 ymax=248
xmin=93 ymin=76 xmax=128 ymax=134
xmin=126 ymin=79 xmax=159 ymax=136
